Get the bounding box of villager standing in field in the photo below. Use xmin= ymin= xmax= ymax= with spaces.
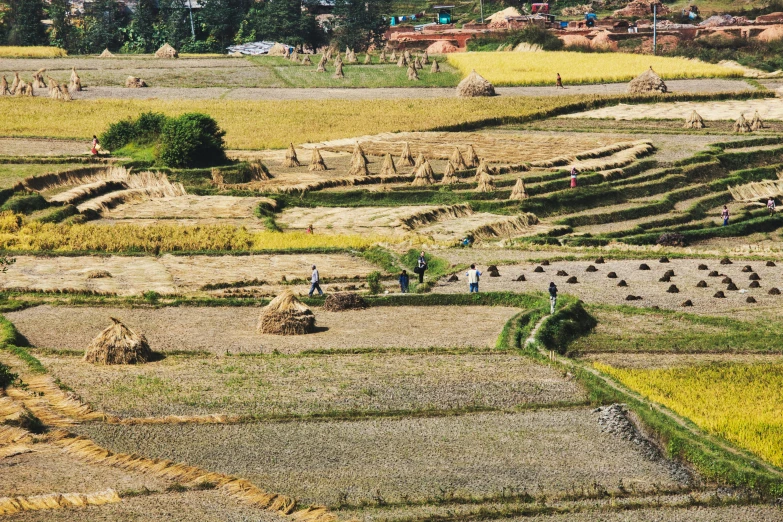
xmin=556 ymin=73 xmax=564 ymax=89
xmin=466 ymin=264 xmax=481 ymax=293
xmin=399 ymin=270 xmax=410 ymax=293
xmin=309 ymin=265 xmax=323 ymax=297
xmin=91 ymin=135 xmax=100 ymax=156
xmin=549 ymin=282 xmax=558 ymax=314
xmin=570 ymin=167 xmax=577 ymax=188
xmin=306 ymin=224 xmax=314 ymax=234
xmin=415 ymin=251 xmax=428 ymax=284
xmin=721 ymin=205 xmax=730 ymax=226
xmin=768 ymin=197 xmax=776 ymax=215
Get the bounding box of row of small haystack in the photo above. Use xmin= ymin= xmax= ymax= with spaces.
xmin=0 ymin=67 xmax=81 ymax=100
xmin=683 ymin=109 xmax=765 ymax=132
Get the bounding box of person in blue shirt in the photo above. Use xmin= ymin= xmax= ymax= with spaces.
xmin=399 ymin=270 xmax=410 ymax=293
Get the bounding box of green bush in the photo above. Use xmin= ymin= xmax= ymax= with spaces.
xmin=0 ymin=193 xmax=48 ymax=214
xmin=37 ymin=204 xmax=79 ymax=224
xmin=100 ymin=112 xmax=166 ymax=152
xmin=367 ymin=271 xmax=383 ymax=295
xmin=468 ymin=25 xmax=564 ymax=52
xmin=537 ymin=300 xmax=597 ymax=354
xmin=100 ymin=119 xmax=138 ymax=151
xmin=158 ymin=113 xmax=227 ymax=168
xmin=0 ymin=362 xmax=17 ymax=389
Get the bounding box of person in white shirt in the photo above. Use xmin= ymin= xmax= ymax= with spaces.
xmin=466 ymin=264 xmax=481 ymax=293
xmin=309 ymin=265 xmax=323 ymax=297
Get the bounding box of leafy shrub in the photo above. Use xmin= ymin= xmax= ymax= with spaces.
xmin=158 ymin=113 xmax=227 ymax=168
xmin=0 ymin=362 xmax=17 ymax=389
xmin=367 ymin=271 xmax=383 ymax=295
xmin=0 ymin=193 xmax=48 ymax=214
xmin=100 ymin=119 xmax=139 ymax=151
xmin=537 ymin=300 xmax=597 ymax=354
xmin=134 ymin=112 xmax=167 ymax=141
xmin=657 ymin=232 xmax=688 ymax=247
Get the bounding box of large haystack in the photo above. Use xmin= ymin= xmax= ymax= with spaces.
xmin=560 ymin=35 xmax=591 ymax=49
xmin=757 ymin=25 xmax=783 ymax=42
xmin=412 ymin=152 xmax=425 ymax=171
xmin=411 ymin=159 xmax=435 ymax=186
xmin=450 ymin=147 xmax=467 ymax=170
xmin=426 ymin=41 xmax=458 ymax=54
xmin=267 ymin=43 xmax=288 ymax=56
xmin=309 ymin=147 xmax=327 ymax=171
xmin=465 ymin=145 xmax=480 ymax=168
xmin=333 ymin=61 xmax=345 ymax=78
xmin=591 ymin=32 xmax=618 ymax=51
xmin=257 ymin=290 xmax=316 ymax=335
xmin=32 ymin=68 xmax=46 ymax=89
xmin=474 ymin=159 xmax=491 ymax=181
xmin=323 ymin=292 xmax=367 ymax=311
xmin=84 ymin=317 xmax=153 ymax=365
xmin=457 ymin=70 xmax=496 ymax=97
xmin=99 ymin=48 xmax=114 ymax=58
xmin=399 ymin=142 xmax=415 ymax=166
xmin=348 ymin=143 xmax=369 ymax=176
xmin=475 ymin=171 xmax=495 ymax=192
xmin=628 ymin=67 xmax=667 ymax=94
xmin=69 ymin=67 xmax=81 ymax=92
xmin=509 ymin=177 xmax=528 ymax=200
xmin=408 ymin=64 xmax=419 ymax=81
xmin=380 ymin=153 xmax=397 ymax=176
xmin=282 ymin=143 xmax=300 ymax=167
xmin=441 ymin=161 xmax=458 ymax=184
xmin=155 ymin=43 xmax=179 ymax=58
xmin=684 ymin=110 xmax=704 ymax=129
xmin=431 ymin=60 xmax=440 ymax=73
xmin=750 ymin=110 xmax=764 ymax=131
xmin=125 ymin=76 xmax=147 ymax=88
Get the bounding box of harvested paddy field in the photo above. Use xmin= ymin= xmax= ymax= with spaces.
xmin=37 ymin=353 xmax=585 ymax=418
xmin=434 ymin=258 xmax=783 ymax=316
xmin=0 ymin=253 xmax=376 ymax=295
xmin=75 ymin=409 xmax=687 ymax=507
xmin=563 ymin=98 xmax=783 ymax=121
xmin=0 ymin=443 xmax=166 ymax=496
xmin=0 ymin=137 xmax=88 ymax=156
xmin=583 ymin=352 xmax=783 ymax=370
xmin=493 ymin=505 xmax=783 ymax=522
xmin=8 ymin=305 xmax=518 ymax=354
xmin=4 ymin=490 xmax=287 ymax=522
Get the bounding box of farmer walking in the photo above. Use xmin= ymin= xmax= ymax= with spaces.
xmin=721 ymin=205 xmax=730 ymax=226
xmin=556 ymin=73 xmax=565 ymax=89
xmin=91 ymin=135 xmax=100 ymax=156
xmin=309 ymin=264 xmax=323 ymax=297
xmin=570 ymin=167 xmax=577 ymax=188
xmin=768 ymin=197 xmax=776 ymax=215
xmin=399 ymin=270 xmax=410 ymax=293
xmin=415 ymin=251 xmax=428 ymax=284
xmin=466 ymin=264 xmax=482 ymax=293
xmin=549 ymin=281 xmax=558 ymax=314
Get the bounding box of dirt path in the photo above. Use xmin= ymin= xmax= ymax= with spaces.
xmin=50 ymin=79 xmax=754 ymax=101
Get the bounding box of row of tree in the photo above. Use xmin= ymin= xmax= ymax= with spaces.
xmin=0 ymin=0 xmax=392 ymax=54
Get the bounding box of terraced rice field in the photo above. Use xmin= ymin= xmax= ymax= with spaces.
xmin=563 ymin=98 xmax=783 ymax=121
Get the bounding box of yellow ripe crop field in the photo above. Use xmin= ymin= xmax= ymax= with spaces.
xmin=0 ymin=95 xmax=606 ymax=150
xmin=596 ymin=362 xmax=783 ymax=467
xmin=0 ymin=46 xmax=67 ymax=58
xmin=0 ymin=215 xmax=395 ymax=252
xmin=447 ymin=52 xmax=740 ymax=86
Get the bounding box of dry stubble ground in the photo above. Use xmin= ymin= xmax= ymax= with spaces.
xmin=582 ymin=352 xmax=783 ymax=370
xmin=8 ymin=305 xmax=518 ymax=354
xmin=37 ymin=353 xmax=585 ymax=417
xmin=75 ymin=409 xmax=685 ymax=507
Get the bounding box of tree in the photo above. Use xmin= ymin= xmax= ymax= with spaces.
xmin=200 ymin=0 xmax=251 ymax=50
xmin=241 ymin=0 xmax=320 ymax=48
xmin=164 ymin=0 xmax=194 ymax=50
xmin=332 ymin=0 xmax=390 ymax=52
xmin=83 ymin=0 xmax=129 ymax=52
xmin=6 ymin=0 xmax=47 ymax=46
xmin=125 ymin=0 xmax=157 ymax=52
xmin=47 ymin=0 xmax=73 ymax=51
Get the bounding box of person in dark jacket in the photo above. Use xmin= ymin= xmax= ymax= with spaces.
xmin=399 ymin=270 xmax=410 ymax=293
xmin=415 ymin=251 xmax=428 ymax=284
xmin=549 ymin=282 xmax=558 ymax=314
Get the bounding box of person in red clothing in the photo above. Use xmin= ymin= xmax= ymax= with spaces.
xmin=556 ymin=73 xmax=565 ymax=89
xmin=570 ymin=167 xmax=577 ymax=188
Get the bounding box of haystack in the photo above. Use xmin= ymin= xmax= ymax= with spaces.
xmin=473 ymin=159 xmax=491 ymax=181
xmin=431 ymin=60 xmax=440 ymax=73
xmin=465 ymin=144 xmax=480 ymax=168
xmin=404 ymin=50 xmax=411 ymax=61
xmin=84 ymin=317 xmax=153 ymax=365
xmin=509 ymin=177 xmax=528 ymax=200
xmin=414 ymin=57 xmax=423 ymax=70
xmin=69 ymin=67 xmax=81 ymax=91
xmin=32 ymin=68 xmax=46 ymax=89
xmin=14 ymin=79 xmax=31 ymax=97
xmin=751 ymin=110 xmax=764 ymax=131
xmin=411 ymin=159 xmax=435 ymax=186
xmin=10 ymin=72 xmax=19 ymax=94
xmin=475 ymin=170 xmax=495 ymax=192
xmin=0 ymin=76 xmax=8 ymax=96
xmin=364 ymin=53 xmax=371 ymax=64
xmin=412 ymin=152 xmax=425 ymax=171
xmin=333 ymin=61 xmax=345 ymax=78
xmin=380 ymin=153 xmax=397 ymax=176
xmin=591 ymin=32 xmax=618 ymax=51
xmin=389 ymin=50 xmax=397 ymax=61
xmin=628 ymin=67 xmax=667 ymax=94
xmin=283 ymin=47 xmax=290 ymax=59
xmin=302 ymin=55 xmax=313 ymax=65
xmin=290 ymin=50 xmax=299 ymax=62
xmin=757 ymin=25 xmax=783 ymax=42
xmin=309 ymin=147 xmax=327 ymax=171
xmin=422 ymin=51 xmax=429 ymax=64
xmin=282 ymin=143 xmax=300 ymax=167
xmin=155 ymin=43 xmax=179 ymax=58
xmin=268 ymin=43 xmax=288 ymax=56
xmin=379 ymin=50 xmax=387 ymax=63
xmin=449 ymin=147 xmax=467 ymax=170
xmin=59 ymin=83 xmax=72 ymax=101
xmin=323 ymin=292 xmax=367 ymax=311
xmin=99 ymin=48 xmax=114 ymax=58
xmin=407 ymin=64 xmax=419 ymax=81
xmin=456 ymin=70 xmax=496 ymax=97
xmin=316 ymin=55 xmax=327 ymax=72
xmin=734 ymin=114 xmax=751 ymax=133
xmin=125 ymin=76 xmax=147 ymax=88
xmin=399 ymin=142 xmax=415 ymax=166
xmin=348 ymin=148 xmax=369 ymax=176
xmin=426 ymin=41 xmax=458 ymax=54
xmin=257 ymin=290 xmax=316 ymax=335
xmin=441 ymin=161 xmax=458 ymax=184
xmin=346 ymin=49 xmax=357 ymax=63
xmin=397 ymin=55 xmax=406 ymax=67
xmin=684 ymin=110 xmax=704 ymax=129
